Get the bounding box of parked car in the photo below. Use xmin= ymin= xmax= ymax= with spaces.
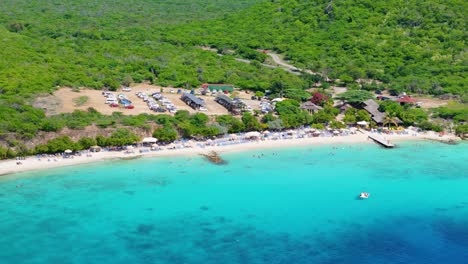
xmin=110 ymin=103 xmax=119 ymax=108
xmin=124 ymin=105 xmax=134 ymax=109
xmin=122 ymin=87 xmax=132 ymax=92
xmin=389 ymin=90 xmax=399 ymax=96
xmin=376 ymin=95 xmax=390 ymax=101
xmin=106 ymin=98 xmax=118 ymax=104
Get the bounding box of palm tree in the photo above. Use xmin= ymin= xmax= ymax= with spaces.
xmin=383 ymin=113 xmax=398 ymax=129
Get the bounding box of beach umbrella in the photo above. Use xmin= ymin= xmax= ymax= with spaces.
xmin=229 ymin=134 xmax=238 ymax=139
xmin=356 ymin=121 xmax=368 ymax=126
xmin=126 ymin=146 xmax=134 ymax=150
xmin=262 ymin=130 xmax=271 ymax=135
xmin=142 ymin=137 xmax=158 ymax=143
xmin=64 ymin=149 xmax=72 ymax=154
xmin=333 ymin=130 xmax=340 ymax=134
xmin=244 ymin=131 xmax=261 ymax=138
xmin=151 ymin=143 xmax=158 ymax=148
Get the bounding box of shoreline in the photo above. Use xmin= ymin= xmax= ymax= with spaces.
xmin=0 ymin=132 xmax=461 ymax=177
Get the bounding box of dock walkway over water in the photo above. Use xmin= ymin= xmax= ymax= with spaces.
xmin=368 ymin=135 xmax=395 ymax=148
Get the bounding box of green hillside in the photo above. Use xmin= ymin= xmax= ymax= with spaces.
xmin=167 ymin=0 xmax=467 ymax=95
xmin=0 ymin=0 xmax=271 ymax=96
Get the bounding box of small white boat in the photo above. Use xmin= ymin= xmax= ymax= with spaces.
xmin=359 ymin=192 xmax=370 ymax=199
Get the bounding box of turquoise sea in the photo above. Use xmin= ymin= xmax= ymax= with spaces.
xmin=0 ymin=141 xmax=467 ymax=263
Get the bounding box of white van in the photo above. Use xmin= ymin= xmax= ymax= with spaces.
xmin=105 ymin=98 xmax=118 ymax=104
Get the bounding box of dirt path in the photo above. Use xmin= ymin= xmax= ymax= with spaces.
xmin=266 ymin=52 xmax=321 ymax=76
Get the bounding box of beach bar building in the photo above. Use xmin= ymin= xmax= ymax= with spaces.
xmin=361 ymin=99 xmax=385 ymax=124
xmin=141 ymin=137 xmax=158 ymax=147
xmin=300 ymin=102 xmax=323 ymax=114
xmin=360 ymin=99 xmax=402 ymax=125
xmin=396 ymin=95 xmax=417 ymax=105
xmin=215 ymin=94 xmax=245 ymax=114
xmin=181 ymin=93 xmax=205 ymax=110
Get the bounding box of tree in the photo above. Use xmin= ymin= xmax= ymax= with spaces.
xmin=96 ymin=135 xmax=108 ymax=147
xmin=122 ymin=75 xmax=134 ymax=86
xmin=399 ymin=108 xmax=428 ymax=125
xmin=44 ymin=136 xmax=76 ymax=153
xmin=77 ymin=137 xmax=97 ymax=150
xmin=336 ymin=90 xmax=374 ymax=104
xmin=107 ymin=128 xmax=139 ymax=146
xmin=255 ymin=91 xmax=265 ymax=98
xmin=338 ymin=74 xmax=354 ymax=84
xmin=329 ymin=121 xmax=346 ymax=129
xmin=455 ymin=124 xmax=468 ymax=137
xmin=310 ymin=92 xmax=329 ymax=106
xmin=153 ymin=126 xmax=178 ymax=142
xmin=312 ymin=110 xmax=334 ymax=124
xmin=343 ymin=108 xmax=357 ymax=124
xmin=216 ymin=115 xmax=245 ymax=133
xmin=242 ymin=112 xmax=261 ymax=131
xmin=383 ymin=114 xmax=399 ymax=129
xmin=356 ymin=110 xmax=371 ymax=122
xmin=267 ymin=119 xmax=284 ymax=131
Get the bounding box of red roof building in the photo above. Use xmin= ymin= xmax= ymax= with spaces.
xmin=396 ymin=95 xmax=417 ymax=104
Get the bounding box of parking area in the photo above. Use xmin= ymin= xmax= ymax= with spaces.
xmin=50 ymin=83 xmax=263 ymax=116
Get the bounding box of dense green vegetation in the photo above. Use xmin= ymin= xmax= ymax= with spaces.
xmin=432 ymin=102 xmax=468 ymax=123
xmin=0 ymin=0 xmax=466 ymax=156
xmin=171 ymin=0 xmax=467 ymax=95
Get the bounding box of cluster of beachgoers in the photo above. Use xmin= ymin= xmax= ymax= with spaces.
xmin=0 ymin=127 xmax=460 ymax=176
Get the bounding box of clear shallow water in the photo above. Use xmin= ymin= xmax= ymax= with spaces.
xmin=1 ymin=141 xmax=467 ymax=263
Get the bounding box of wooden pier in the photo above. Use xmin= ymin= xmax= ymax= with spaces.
xmin=368 ymin=135 xmax=395 ymax=148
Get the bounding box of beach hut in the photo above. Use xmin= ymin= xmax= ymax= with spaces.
xmin=180 ymin=93 xmax=205 ymax=110
xmin=142 ymin=137 xmax=158 ymax=146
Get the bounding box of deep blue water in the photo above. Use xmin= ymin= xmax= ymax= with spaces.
xmin=0 ymin=141 xmax=467 ymax=263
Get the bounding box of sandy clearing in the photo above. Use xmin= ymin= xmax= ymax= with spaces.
xmin=50 ymin=83 xmax=263 ymax=116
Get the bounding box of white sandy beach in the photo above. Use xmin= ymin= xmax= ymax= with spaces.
xmin=0 ymin=131 xmax=460 ymax=177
